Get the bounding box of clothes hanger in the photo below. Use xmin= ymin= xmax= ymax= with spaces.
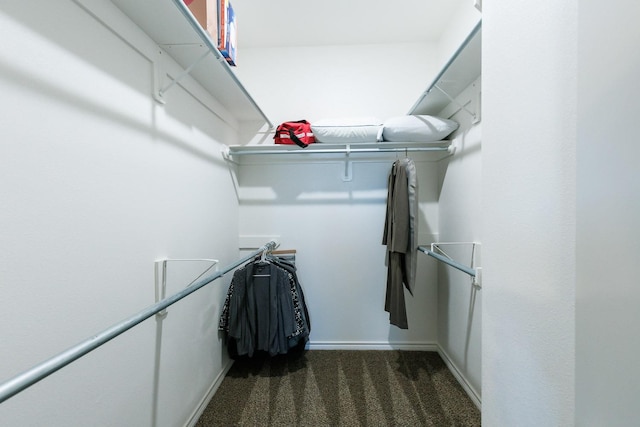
xmin=252 ymin=247 xmax=272 ymax=277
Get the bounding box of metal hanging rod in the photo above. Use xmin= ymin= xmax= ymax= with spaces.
xmin=418 ymin=242 xmax=482 ymax=287
xmin=223 ymin=145 xmax=455 ymax=157
xmin=223 ymin=144 xmax=455 ymax=182
xmin=420 ymin=246 xmax=476 ymax=277
xmin=0 ymin=240 xmax=279 ymax=404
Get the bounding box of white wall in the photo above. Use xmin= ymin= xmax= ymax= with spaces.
xmin=234 ymin=42 xmax=439 ymax=129
xmin=0 ymin=2 xmax=241 ymax=426
xmin=436 ymin=77 xmax=483 ymax=404
xmin=576 ymin=1 xmax=640 ymax=425
xmin=484 ymin=1 xmax=640 ymax=425
xmin=482 ymin=0 xmax=578 ymax=425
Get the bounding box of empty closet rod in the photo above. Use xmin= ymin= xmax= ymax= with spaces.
xmin=0 ymin=240 xmax=279 ymax=404
xmin=418 ymin=245 xmax=477 ymax=277
xmin=225 ymin=145 xmax=454 ymax=157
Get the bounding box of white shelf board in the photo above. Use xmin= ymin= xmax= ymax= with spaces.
xmin=410 ymin=21 xmax=482 ymax=116
xmin=111 ymin=0 xmax=271 ymax=125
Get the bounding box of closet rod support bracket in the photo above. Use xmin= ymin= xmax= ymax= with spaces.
xmin=473 ymin=267 xmax=482 ymax=288
xmin=154 ymin=258 xmax=219 ymax=318
xmin=433 ymin=83 xmax=479 ymax=123
xmin=342 ymin=144 xmax=353 ymax=181
xmin=447 ymin=142 xmax=457 ymax=156
xmin=153 ymin=51 xmax=167 ymax=104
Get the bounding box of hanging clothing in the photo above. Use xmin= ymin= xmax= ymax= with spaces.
xmin=219 ymin=255 xmax=310 ymax=358
xmin=382 ymin=157 xmax=418 ymax=329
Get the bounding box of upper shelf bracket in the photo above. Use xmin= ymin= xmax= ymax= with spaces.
xmin=111 ymin=0 xmax=273 ymax=127
xmin=154 ymin=258 xmax=219 ymax=317
xmin=409 ymin=20 xmax=482 ymax=118
xmin=153 ymin=47 xmax=211 ymax=104
xmin=432 ymin=83 xmax=480 ymax=123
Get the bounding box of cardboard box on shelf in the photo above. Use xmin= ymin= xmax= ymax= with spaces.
xmin=184 ymin=0 xmax=218 ymax=41
xmin=217 ymin=0 xmax=226 ymax=52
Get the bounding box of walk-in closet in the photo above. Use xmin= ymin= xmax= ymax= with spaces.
xmin=2 ymin=1 xmax=639 ymax=426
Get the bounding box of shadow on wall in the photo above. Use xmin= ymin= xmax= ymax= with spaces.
xmin=0 ymin=1 xmax=149 ymax=98
xmin=232 ymin=157 xmax=449 ymax=206
xmin=0 ymin=1 xmax=231 ymax=166
xmin=437 ymin=266 xmax=481 ymax=359
xmin=233 ymin=161 xmax=389 ymax=205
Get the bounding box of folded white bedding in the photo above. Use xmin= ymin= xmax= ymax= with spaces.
xmin=310 ymin=115 xmax=458 ymax=143
xmin=382 ymin=115 xmax=459 ymax=142
xmin=311 ymin=117 xmax=382 ymax=143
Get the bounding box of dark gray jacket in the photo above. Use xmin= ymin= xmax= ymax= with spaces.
xmin=224 ymin=261 xmax=309 ymax=357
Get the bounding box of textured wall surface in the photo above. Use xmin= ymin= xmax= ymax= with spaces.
xmin=482 ymin=0 xmax=578 ymax=425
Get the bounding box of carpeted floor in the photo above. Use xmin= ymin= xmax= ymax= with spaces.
xmin=195 ymin=350 xmax=480 ymax=426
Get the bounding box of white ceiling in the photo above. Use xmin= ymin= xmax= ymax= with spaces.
xmin=231 ymin=0 xmax=468 ymax=48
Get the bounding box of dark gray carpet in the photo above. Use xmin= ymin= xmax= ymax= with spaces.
xmin=196 ymin=350 xmax=480 ymax=426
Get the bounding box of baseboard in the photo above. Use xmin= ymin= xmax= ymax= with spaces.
xmin=436 ymin=345 xmax=482 ymax=410
xmin=307 ymin=340 xmax=439 ymax=351
xmin=184 ymin=358 xmax=234 ymax=427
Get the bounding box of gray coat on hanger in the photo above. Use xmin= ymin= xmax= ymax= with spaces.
xmin=382 ymin=158 xmax=418 ymax=329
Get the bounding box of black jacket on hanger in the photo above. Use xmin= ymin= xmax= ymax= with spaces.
xmin=219 ymin=256 xmax=310 ymax=358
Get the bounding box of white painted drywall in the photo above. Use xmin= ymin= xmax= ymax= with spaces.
xmin=436 ymin=77 xmax=483 ymax=403
xmin=0 ymin=2 xmax=240 ymax=426
xmin=576 ymin=1 xmax=640 ymax=425
xmin=482 ymin=0 xmax=578 ymax=425
xmin=233 ymin=42 xmax=439 ymax=127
